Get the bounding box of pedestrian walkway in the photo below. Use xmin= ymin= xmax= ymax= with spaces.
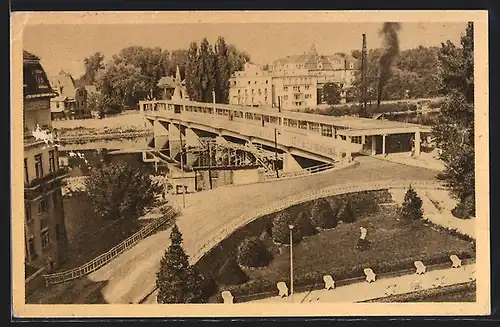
xmin=389 ymin=188 xmax=475 ymax=239
xmin=247 ymin=263 xmax=475 ymax=303
xmin=377 ymin=152 xmax=445 ymax=171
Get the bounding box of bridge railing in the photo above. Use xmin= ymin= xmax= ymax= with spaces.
xmin=42 ymin=207 xmax=178 ymax=285
xmin=190 ymin=179 xmax=446 ymax=264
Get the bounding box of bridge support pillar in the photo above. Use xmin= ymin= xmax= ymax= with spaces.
xmin=413 ymin=131 xmax=421 ymax=157
xmin=283 ymin=153 xmax=302 ymax=173
xmin=153 ymin=119 xmax=169 ymax=150
xmin=169 ymin=123 xmax=182 ymax=159
xmin=185 ymin=128 xmax=200 ymax=167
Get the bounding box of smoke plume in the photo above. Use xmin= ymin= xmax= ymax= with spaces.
xmin=377 ymin=22 xmax=401 ymax=108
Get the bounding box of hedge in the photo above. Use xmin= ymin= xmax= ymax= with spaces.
xmin=237 ymin=237 xmax=272 ymax=268
xmin=218 ymin=249 xmax=475 ymax=303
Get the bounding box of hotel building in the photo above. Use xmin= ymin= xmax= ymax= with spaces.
xmin=229 ymin=45 xmax=358 ymax=111
xmin=23 ymin=51 xmax=69 ymax=275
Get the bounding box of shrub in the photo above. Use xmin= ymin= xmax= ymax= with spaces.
xmin=401 ymin=185 xmax=424 ymax=220
xmin=237 ymin=237 xmax=272 ymax=268
xmin=355 ymin=238 xmax=371 ymax=251
xmin=294 ymin=212 xmax=315 ymax=237
xmin=271 ymin=211 xmax=301 ymax=244
xmin=215 ymin=256 xmax=248 ymax=286
xmin=310 ymin=198 xmax=338 ymax=229
xmin=339 ymin=198 xmax=356 ymax=223
xmin=452 ymin=194 xmax=475 ymax=219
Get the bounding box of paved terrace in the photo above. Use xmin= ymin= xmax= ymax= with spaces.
xmin=31 ymin=156 xmax=440 ymax=304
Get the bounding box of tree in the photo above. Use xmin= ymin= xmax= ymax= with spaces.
xmin=271 ymin=211 xmax=301 ymax=244
xmin=168 ymin=49 xmax=189 ymax=79
xmin=294 ymin=212 xmax=315 ymax=237
xmin=227 ymin=44 xmax=250 ymax=73
xmin=156 ymin=224 xmax=205 ymax=303
xmin=198 ymin=38 xmax=217 ymax=102
xmin=185 ymin=41 xmax=201 ymax=101
xmin=322 ymin=83 xmax=342 ymax=105
xmin=85 ymin=161 xmax=162 ymax=220
xmin=98 ymin=61 xmax=149 ymax=109
xmin=400 ymin=185 xmax=423 ymax=220
xmin=237 ymin=236 xmax=271 ymax=267
xmin=112 ymin=46 xmax=170 ymax=99
xmin=433 ymin=22 xmax=475 ymax=218
xmin=86 ymin=92 xmax=120 ymax=118
xmin=78 ymin=52 xmax=105 ymax=86
xmin=214 ymin=37 xmax=231 ymax=104
xmin=339 ymin=198 xmax=356 ymax=223
xmin=310 ymin=198 xmax=338 ymax=229
xmin=216 ymin=256 xmax=248 ymax=285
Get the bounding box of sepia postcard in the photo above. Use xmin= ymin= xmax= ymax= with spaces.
xmin=11 ymin=10 xmax=490 ymax=318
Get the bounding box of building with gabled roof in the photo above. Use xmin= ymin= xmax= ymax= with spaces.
xmin=23 ymin=51 xmax=69 ymax=291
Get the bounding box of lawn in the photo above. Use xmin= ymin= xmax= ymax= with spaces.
xmin=245 ymin=206 xmax=474 ymax=283
xmin=198 ymin=190 xmax=475 ymax=302
xmin=57 ymin=194 xmax=145 ymax=271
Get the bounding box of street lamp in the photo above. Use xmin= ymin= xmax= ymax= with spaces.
xmin=288 ymin=224 xmax=295 ymax=297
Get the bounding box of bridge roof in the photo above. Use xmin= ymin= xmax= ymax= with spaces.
xmin=169 ymin=99 xmax=426 ymax=133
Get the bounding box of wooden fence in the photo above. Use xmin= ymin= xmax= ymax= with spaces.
xmin=43 ymin=207 xmax=178 ymax=285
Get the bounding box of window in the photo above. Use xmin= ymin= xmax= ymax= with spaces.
xmin=295 ymin=94 xmax=301 ymax=100
xmin=24 ymin=158 xmax=29 ymax=184
xmin=266 ymin=80 xmax=268 ymax=84
xmin=56 ymin=103 xmax=60 ymax=109
xmin=34 ymin=154 xmax=43 ymax=178
xmin=305 ymin=94 xmax=311 ymax=99
xmin=25 ymin=203 xmax=31 ymax=222
xmin=352 ymin=136 xmax=362 ymax=144
xmin=38 ymin=198 xmax=48 ymax=215
xmin=49 ymin=151 xmax=56 ymax=173
xmin=41 ymin=229 xmax=50 ymax=250
xmin=283 ymin=95 xmax=288 ymax=101
xmin=289 ymin=119 xmax=298 ymax=128
xmin=309 ymin=122 xmax=320 ymax=132
xmin=299 ymin=121 xmax=308 ymax=130
xmin=248 ymin=81 xmax=251 ymax=84
xmin=238 ymin=89 xmax=240 ymax=94
xmin=264 ymin=89 xmax=268 ymax=95
xmin=284 ymin=87 xmax=288 ymax=91
xmin=305 ymin=86 xmax=310 ymax=90
xmin=258 ymin=89 xmax=262 ymax=95
xmin=28 ymin=237 xmax=37 ymax=260
xmin=251 ymin=89 xmax=254 ymax=95
xmin=321 ymin=124 xmax=333 ymax=137
xmin=293 ymin=86 xmax=299 ymax=92
xmin=254 ymin=81 xmax=257 ymax=84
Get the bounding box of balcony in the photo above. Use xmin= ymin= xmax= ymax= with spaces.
xmin=24 ymin=167 xmax=70 ymax=200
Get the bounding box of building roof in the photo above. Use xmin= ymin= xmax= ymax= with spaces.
xmin=23 ymin=50 xmax=40 ymax=61
xmin=273 ymin=44 xmax=358 ymax=71
xmin=50 ymin=71 xmax=77 ymax=100
xmin=23 ymin=50 xmax=57 ymax=99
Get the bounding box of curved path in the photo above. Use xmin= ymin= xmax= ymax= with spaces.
xmin=33 ymin=156 xmax=441 ymax=304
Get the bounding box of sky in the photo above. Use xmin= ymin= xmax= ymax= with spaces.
xmin=23 ymin=22 xmax=468 ymax=79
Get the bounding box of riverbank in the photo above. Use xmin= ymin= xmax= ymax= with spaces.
xmin=52 ymin=111 xmax=153 ymax=143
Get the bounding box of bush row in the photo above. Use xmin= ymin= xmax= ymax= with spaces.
xmin=235 ymin=190 xmax=392 ymax=267
xmin=218 ymin=249 xmax=475 ymax=303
